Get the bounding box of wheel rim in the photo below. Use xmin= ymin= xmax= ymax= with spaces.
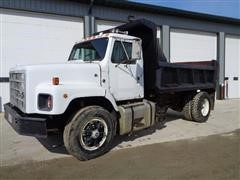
xmin=80 ymin=118 xmax=108 ymax=151
xmin=201 ymin=98 xmax=210 ymax=117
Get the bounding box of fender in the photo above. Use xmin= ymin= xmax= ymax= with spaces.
xmin=34 ymin=83 xmax=119 ymax=114
xmin=104 ymin=89 xmax=119 ymax=112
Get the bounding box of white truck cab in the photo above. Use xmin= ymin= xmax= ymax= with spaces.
xmin=9 ymin=33 xmax=144 ymax=115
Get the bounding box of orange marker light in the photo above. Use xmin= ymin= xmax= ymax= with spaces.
xmin=52 ymin=77 xmax=59 ymax=85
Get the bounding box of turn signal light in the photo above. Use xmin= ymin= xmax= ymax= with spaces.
xmin=52 ymin=77 xmax=59 ymax=85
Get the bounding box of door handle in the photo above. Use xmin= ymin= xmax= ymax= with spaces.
xmin=233 ymin=77 xmax=238 ymax=81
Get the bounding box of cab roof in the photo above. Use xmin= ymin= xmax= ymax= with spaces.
xmin=76 ymin=32 xmax=140 ymax=45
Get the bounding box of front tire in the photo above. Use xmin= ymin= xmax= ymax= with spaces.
xmin=63 ymin=106 xmax=116 ymax=160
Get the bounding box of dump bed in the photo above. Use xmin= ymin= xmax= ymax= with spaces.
xmin=156 ymin=60 xmax=217 ymax=93
xmin=97 ymin=19 xmax=218 ymax=100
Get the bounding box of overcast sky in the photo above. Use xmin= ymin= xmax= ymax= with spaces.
xmin=131 ymin=0 xmax=240 ymax=19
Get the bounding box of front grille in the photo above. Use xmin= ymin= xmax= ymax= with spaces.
xmin=10 ymin=72 xmax=25 ymax=111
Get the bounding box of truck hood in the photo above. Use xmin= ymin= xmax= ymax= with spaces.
xmin=9 ymin=62 xmax=102 ymax=114
xmin=10 ymin=62 xmax=101 ymax=86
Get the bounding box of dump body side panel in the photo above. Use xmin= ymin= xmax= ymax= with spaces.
xmin=156 ymin=60 xmax=218 ymax=94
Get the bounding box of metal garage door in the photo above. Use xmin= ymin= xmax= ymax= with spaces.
xmin=96 ymin=20 xmax=122 ymax=32
xmin=225 ymin=35 xmax=240 ymax=99
xmin=0 ymin=9 xmax=84 ymax=111
xmin=170 ymin=29 xmax=217 ymax=63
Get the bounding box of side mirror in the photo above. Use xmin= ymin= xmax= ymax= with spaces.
xmin=132 ymin=40 xmax=141 ymax=60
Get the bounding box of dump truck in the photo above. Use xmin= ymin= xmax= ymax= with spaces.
xmin=4 ymin=19 xmax=218 ymax=160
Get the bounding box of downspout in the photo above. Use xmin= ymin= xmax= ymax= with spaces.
xmin=84 ymin=0 xmax=95 ymax=37
xmin=88 ymin=0 xmax=94 ymax=16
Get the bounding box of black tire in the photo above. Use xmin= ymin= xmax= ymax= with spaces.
xmin=191 ymin=92 xmax=211 ymax=123
xmin=63 ymin=106 xmax=116 ymax=160
xmin=182 ymin=95 xmax=193 ymax=121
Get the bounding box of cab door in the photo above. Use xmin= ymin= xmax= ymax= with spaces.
xmin=109 ymin=39 xmax=144 ymax=101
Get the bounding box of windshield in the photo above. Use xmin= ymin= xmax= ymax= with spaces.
xmin=69 ymin=38 xmax=108 ymax=61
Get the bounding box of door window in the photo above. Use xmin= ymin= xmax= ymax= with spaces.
xmin=111 ymin=41 xmax=133 ymax=64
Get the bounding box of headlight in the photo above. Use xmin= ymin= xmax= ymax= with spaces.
xmin=38 ymin=94 xmax=53 ymax=111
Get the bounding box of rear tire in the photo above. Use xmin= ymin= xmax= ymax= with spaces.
xmin=63 ymin=106 xmax=116 ymax=160
xmin=182 ymin=95 xmax=193 ymax=121
xmin=191 ymin=92 xmax=211 ymax=122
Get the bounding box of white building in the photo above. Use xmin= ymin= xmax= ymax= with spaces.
xmin=0 ymin=0 xmax=239 ymax=111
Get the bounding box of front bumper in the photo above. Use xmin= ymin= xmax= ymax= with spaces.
xmin=4 ymin=103 xmax=47 ymax=138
